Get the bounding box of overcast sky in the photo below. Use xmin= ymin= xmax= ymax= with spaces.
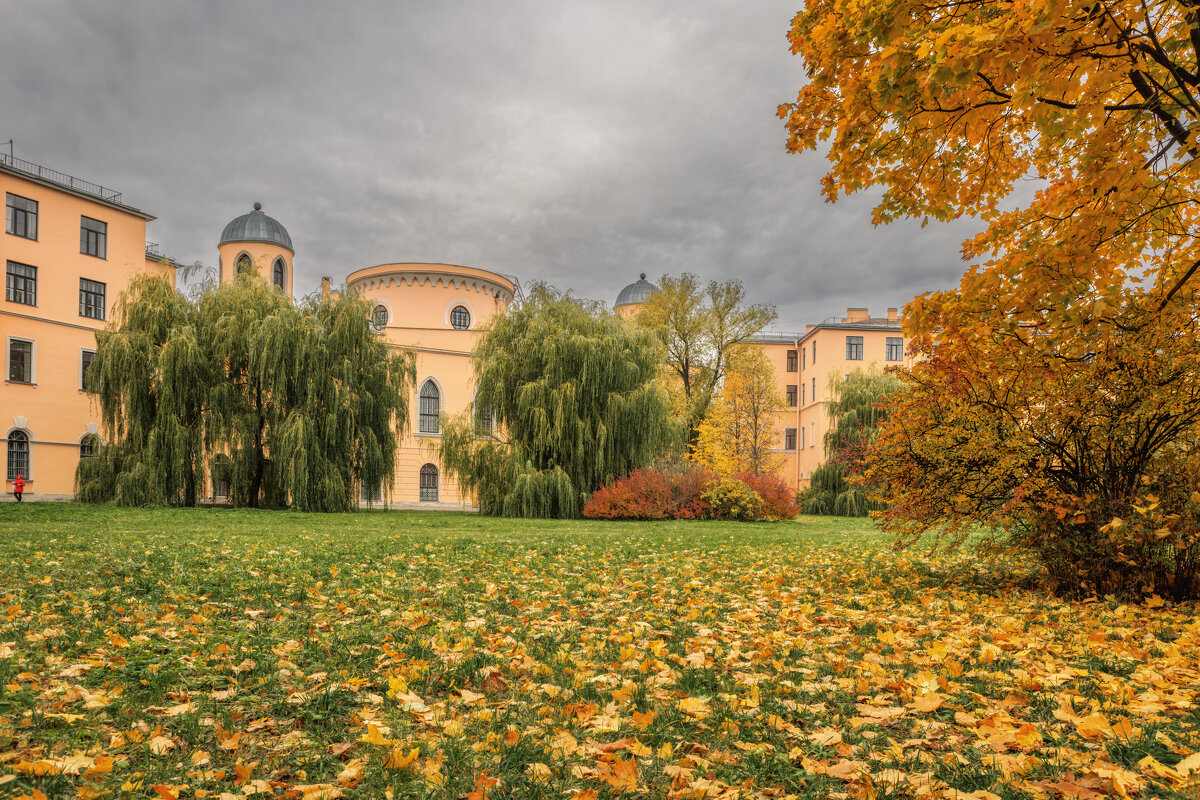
xmin=2 ymin=0 xmax=980 ymax=330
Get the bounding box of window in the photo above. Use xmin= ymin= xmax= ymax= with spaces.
xmin=886 ymin=336 xmax=904 ymax=361
xmin=80 ymin=216 xmax=107 ymax=258
xmin=800 ymin=426 xmax=806 ymax=450
xmin=419 ymin=463 xmax=439 ymax=502
xmin=8 ymin=338 xmax=33 ymax=384
xmin=810 ymin=422 xmax=816 ymax=448
xmin=419 ymin=381 xmax=440 ymax=433
xmin=81 ymin=349 xmax=96 ymax=391
xmin=5 ymin=261 xmax=36 ymax=306
xmin=273 ymin=258 xmax=286 ymax=289
xmin=6 ymin=193 xmax=37 ymax=239
xmin=802 ymin=348 xmax=806 ymax=370
xmin=80 ymin=279 xmax=106 ymax=320
xmin=812 ymin=341 xmax=816 ymax=363
xmin=786 ymin=385 xmax=797 ymax=406
xmin=212 ymin=457 xmax=231 ymax=499
xmin=236 ymin=254 xmax=252 ymax=276
xmin=784 ymin=428 xmax=797 ymax=451
xmin=475 ymin=402 xmax=493 ymax=435
xmin=80 ymin=434 xmax=99 ymax=459
xmin=786 ymin=349 xmax=797 ymax=372
xmin=846 ymin=336 xmax=863 ymax=360
xmin=361 ymin=481 xmax=382 ymax=504
xmin=812 ymin=377 xmax=816 ymax=402
xmin=7 ymin=430 xmax=29 ymax=480
xmin=450 ymin=305 xmax=471 ymax=330
xmin=801 ymin=383 xmax=806 ymax=405
xmin=371 ymin=304 xmax=389 ymax=330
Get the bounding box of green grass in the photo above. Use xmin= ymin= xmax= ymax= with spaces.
xmin=0 ymin=505 xmax=1196 ymax=799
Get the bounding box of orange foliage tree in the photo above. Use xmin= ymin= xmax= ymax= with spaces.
xmin=781 ymin=0 xmax=1200 ymax=597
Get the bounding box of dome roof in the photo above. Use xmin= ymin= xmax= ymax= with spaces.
xmin=615 ymin=273 xmax=657 ymax=308
xmin=219 ymin=202 xmax=293 ymax=251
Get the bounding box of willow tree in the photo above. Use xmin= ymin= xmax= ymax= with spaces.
xmin=77 ymin=273 xmax=209 ymax=506
xmin=78 ymin=274 xmax=413 ymax=511
xmin=200 ymin=273 xmax=296 ymax=507
xmin=272 ymin=291 xmax=414 ymax=512
xmin=800 ymin=369 xmax=901 ymax=517
xmin=440 ymin=284 xmax=677 ymax=518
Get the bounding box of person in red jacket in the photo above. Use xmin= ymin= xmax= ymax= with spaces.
xmin=12 ymin=474 xmax=24 ymax=502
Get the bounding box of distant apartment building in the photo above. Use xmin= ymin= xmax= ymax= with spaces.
xmin=751 ymin=308 xmax=908 ymax=492
xmin=3 ymin=155 xmax=177 ymax=500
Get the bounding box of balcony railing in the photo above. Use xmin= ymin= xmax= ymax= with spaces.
xmin=0 ymin=153 xmax=123 ymax=204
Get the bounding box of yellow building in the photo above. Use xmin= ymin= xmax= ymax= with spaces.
xmin=3 ymin=153 xmax=906 ymax=507
xmin=346 ymin=262 xmax=516 ymax=508
xmin=3 ymin=156 xmax=176 ymax=501
xmin=751 ymin=308 xmax=908 ymax=492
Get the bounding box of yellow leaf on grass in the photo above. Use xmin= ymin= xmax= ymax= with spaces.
xmin=677 ymin=696 xmax=711 ymax=719
xmin=149 ymin=736 xmax=175 ymax=755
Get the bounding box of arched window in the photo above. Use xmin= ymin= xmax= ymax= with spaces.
xmin=371 ymin=305 xmax=389 ymax=330
xmin=272 ymin=258 xmax=286 ymax=289
xmin=419 ymin=381 xmax=440 ymax=433
xmin=235 ymin=254 xmax=252 ymax=277
xmin=450 ymin=305 xmax=471 ymax=330
xmin=419 ymin=464 xmax=438 ymax=502
xmin=80 ymin=434 xmax=99 ymax=459
xmin=7 ymin=430 xmax=29 ymax=480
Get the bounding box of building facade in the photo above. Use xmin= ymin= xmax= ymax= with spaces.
xmin=3 ymin=154 xmax=906 ymax=505
xmin=3 ymin=156 xmax=176 ymax=501
xmin=752 ymin=308 xmax=908 ymax=492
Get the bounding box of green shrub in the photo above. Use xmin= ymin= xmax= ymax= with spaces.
xmin=701 ymin=478 xmax=765 ymax=521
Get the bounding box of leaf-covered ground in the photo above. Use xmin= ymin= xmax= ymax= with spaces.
xmin=0 ymin=506 xmax=1198 ymax=800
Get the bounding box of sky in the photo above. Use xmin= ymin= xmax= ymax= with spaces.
xmin=1 ymin=0 xmax=982 ymax=331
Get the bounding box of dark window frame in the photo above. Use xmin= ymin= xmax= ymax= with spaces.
xmin=371 ymin=304 xmax=389 ymax=330
xmin=80 ymin=434 xmax=99 ymax=459
xmin=846 ymin=335 xmax=864 ymax=360
xmin=272 ymin=258 xmax=286 ymax=289
xmin=786 ymin=384 xmax=797 ymax=407
xmin=419 ymin=463 xmax=439 ymax=502
xmin=450 ymin=305 xmax=471 ymax=330
xmin=5 ymin=261 xmax=36 ymax=306
xmin=81 ymin=349 xmax=96 ymax=392
xmin=419 ymin=381 xmax=441 ymax=434
xmin=785 ymin=349 xmax=797 ymax=372
xmin=784 ymin=428 xmax=797 ymax=451
xmin=7 ymin=430 xmax=29 ymax=480
xmin=80 ymin=216 xmax=107 ymax=259
xmin=79 ymin=278 xmax=106 ymax=320
xmin=8 ymin=338 xmax=33 ymax=384
xmin=6 ymin=193 xmax=37 ymax=240
xmin=886 ymin=336 xmax=904 ymax=361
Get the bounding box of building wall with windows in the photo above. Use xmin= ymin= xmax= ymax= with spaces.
xmin=345 ymin=263 xmax=516 ymax=507
xmin=750 ymin=308 xmax=909 ymax=493
xmin=2 ymin=158 xmax=175 ymax=500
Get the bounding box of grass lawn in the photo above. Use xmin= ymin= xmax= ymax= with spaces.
xmin=0 ymin=505 xmax=1197 ymax=799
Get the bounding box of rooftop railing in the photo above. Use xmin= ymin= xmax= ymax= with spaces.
xmin=0 ymin=153 xmax=123 ymax=204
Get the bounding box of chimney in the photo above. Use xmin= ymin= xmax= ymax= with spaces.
xmin=846 ymin=307 xmax=869 ymax=322
xmin=887 ymin=307 xmax=898 ymax=322
xmin=321 ymin=276 xmax=331 ymax=302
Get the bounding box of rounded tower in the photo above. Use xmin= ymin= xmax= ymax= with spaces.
xmin=613 ymin=273 xmax=658 ymax=319
xmin=218 ymin=202 xmax=294 ymax=298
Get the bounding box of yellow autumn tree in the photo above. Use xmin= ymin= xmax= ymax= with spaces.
xmin=691 ymin=347 xmax=784 ymax=477
xmin=781 ymin=0 xmax=1200 ymax=597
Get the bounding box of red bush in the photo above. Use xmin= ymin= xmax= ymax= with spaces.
xmin=733 ymin=472 xmax=800 ymax=520
xmin=583 ymin=467 xmax=713 ymax=520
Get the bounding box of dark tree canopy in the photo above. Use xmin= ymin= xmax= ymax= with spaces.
xmin=78 ymin=273 xmax=413 ymax=512
xmin=440 ymin=284 xmax=678 ymax=518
